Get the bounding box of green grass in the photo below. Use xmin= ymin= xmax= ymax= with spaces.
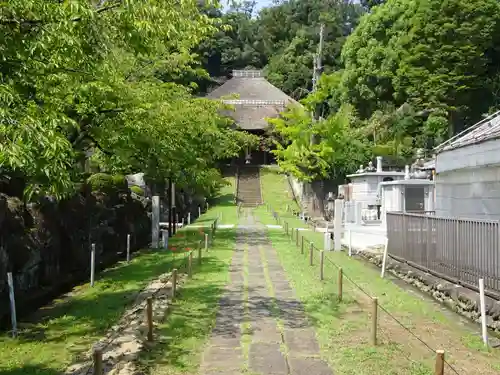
xmin=141 ymin=228 xmax=237 ymax=375
xmin=137 ymin=177 xmax=238 ymax=374
xmin=256 ymin=168 xmax=500 ymax=374
xmin=264 ymin=229 xmax=435 ymax=375
xmin=0 ymin=250 xmax=181 ymax=375
xmin=0 ymin=177 xmax=235 ymax=375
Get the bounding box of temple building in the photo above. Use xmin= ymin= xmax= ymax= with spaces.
xmin=207 ymin=69 xmax=297 ymax=165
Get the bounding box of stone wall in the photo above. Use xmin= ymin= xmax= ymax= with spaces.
xmin=0 ymin=182 xmax=151 ymax=327
xmin=358 ymin=250 xmax=500 ymax=332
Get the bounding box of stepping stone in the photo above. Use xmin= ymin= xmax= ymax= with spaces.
xmin=249 ymin=342 xmax=288 ymax=375
xmin=283 ymin=328 xmax=320 ymax=355
xmin=251 ymin=320 xmax=282 ymax=343
xmin=288 ymin=356 xmax=333 ymax=375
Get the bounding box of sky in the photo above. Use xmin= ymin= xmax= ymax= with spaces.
xmin=253 ymin=0 xmax=274 ymax=11
xmin=222 ymin=0 xmax=275 ymax=13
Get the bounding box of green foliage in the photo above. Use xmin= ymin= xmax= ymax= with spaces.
xmin=270 ymin=104 xmax=368 ymax=182
xmin=0 ymin=0 xmax=252 ymax=201
xmin=130 ymin=185 xmax=145 ymax=196
xmin=340 ymin=0 xmax=500 ymax=128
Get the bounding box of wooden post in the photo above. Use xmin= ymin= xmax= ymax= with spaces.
xmin=434 ymin=350 xmax=445 ymax=375
xmin=296 ymin=229 xmax=299 ymax=247
xmin=172 ymin=268 xmax=178 ymax=299
xmin=188 ymin=251 xmax=193 ymax=278
xmin=371 ymin=297 xmax=378 ymax=346
xmin=152 ymin=195 xmax=160 ymax=247
xmin=126 ymin=234 xmax=131 ymax=262
xmin=338 ymin=268 xmax=343 ymax=301
xmin=309 ymin=243 xmax=314 ymax=266
xmin=205 ymin=233 xmax=209 ymax=251
xmin=147 ymin=297 xmax=153 ymax=341
xmin=93 ymin=346 xmax=103 ymax=375
xmin=198 ymin=245 xmax=202 ymax=266
xmin=479 ymin=278 xmax=488 ymax=347
xmin=320 ymin=251 xmax=324 ymax=280
xmin=90 ymin=243 xmax=96 ymax=287
xmin=7 ymin=272 xmax=17 ymax=338
xmin=301 ymin=236 xmax=304 ymax=254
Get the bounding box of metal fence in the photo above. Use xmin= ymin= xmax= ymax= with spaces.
xmin=387 ymin=212 xmax=500 ymax=295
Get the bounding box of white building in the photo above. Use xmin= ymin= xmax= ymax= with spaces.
xmin=346 ymin=156 xmax=406 ymax=209
xmin=434 ymin=111 xmax=500 ymax=219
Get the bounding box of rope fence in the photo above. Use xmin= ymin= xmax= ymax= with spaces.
xmin=83 ymin=218 xmax=219 ymax=375
xmin=265 ymin=203 xmax=460 ymax=375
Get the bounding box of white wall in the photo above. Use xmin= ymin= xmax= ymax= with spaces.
xmin=351 ymin=175 xmax=383 ymax=208
xmin=435 ymin=164 xmax=500 ymax=219
xmin=437 ymin=138 xmax=500 ymax=173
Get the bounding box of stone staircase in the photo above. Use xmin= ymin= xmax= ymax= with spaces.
xmin=237 ymin=166 xmax=262 ymax=207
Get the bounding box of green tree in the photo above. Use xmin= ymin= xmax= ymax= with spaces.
xmin=0 ymin=0 xmax=252 ymax=200
xmin=341 ymin=0 xmax=500 ymax=134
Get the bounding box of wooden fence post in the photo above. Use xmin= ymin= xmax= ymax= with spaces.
xmin=147 ymin=297 xmax=153 ymax=342
xmin=126 ymin=234 xmax=131 ymax=262
xmin=93 ymin=346 xmax=103 ymax=375
xmin=90 ymin=243 xmax=96 ymax=287
xmin=434 ymin=350 xmax=445 ymax=375
xmin=198 ymin=244 xmax=202 ymax=265
xmin=172 ymin=269 xmax=178 ymax=299
xmin=296 ymin=229 xmax=299 ymax=247
xmin=301 ymin=236 xmax=304 ymax=254
xmin=188 ymin=252 xmax=193 ymax=278
xmin=371 ymin=297 xmax=378 ymax=346
xmin=205 ymin=233 xmax=209 ymax=251
xmin=338 ymin=268 xmax=343 ymax=301
xmin=7 ymin=272 xmax=17 ymax=338
xmin=309 ymin=243 xmax=314 ymax=266
xmin=320 ymin=251 xmax=324 ymax=280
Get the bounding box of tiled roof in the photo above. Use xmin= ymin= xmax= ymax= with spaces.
xmin=207 ymin=70 xmax=297 ymax=130
xmin=435 ymin=110 xmax=500 ymax=153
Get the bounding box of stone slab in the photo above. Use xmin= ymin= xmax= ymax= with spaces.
xmin=249 ymin=342 xmax=288 ymax=375
xmin=283 ymin=329 xmax=320 ymax=355
xmin=251 ymin=320 xmax=282 ymax=343
xmin=288 ymin=356 xmax=333 ymax=375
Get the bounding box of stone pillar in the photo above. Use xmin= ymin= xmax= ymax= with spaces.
xmin=376 ymin=156 xmax=383 ymax=172
xmin=404 ymin=165 xmax=410 ymax=180
xmin=354 ymin=201 xmax=363 ymax=225
xmin=426 ymin=185 xmax=435 ymax=212
xmin=334 ymin=199 xmax=344 ymax=251
xmin=152 ymin=195 xmax=160 ymax=248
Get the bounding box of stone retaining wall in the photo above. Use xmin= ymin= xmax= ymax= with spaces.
xmin=357 ymin=250 xmax=500 ymax=332
xmin=66 ymin=270 xmax=185 ymax=375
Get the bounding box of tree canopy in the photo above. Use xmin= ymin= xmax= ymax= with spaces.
xmin=0 ymin=0 xmax=257 ymax=200
xmin=197 ymin=0 xmax=500 ymax=183
xmin=4 ymin=0 xmax=500 ymax=193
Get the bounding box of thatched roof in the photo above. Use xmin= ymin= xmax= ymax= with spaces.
xmin=207 ymin=70 xmax=297 ymax=130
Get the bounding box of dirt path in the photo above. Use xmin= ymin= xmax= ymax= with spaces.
xmin=199 ymin=211 xmax=332 ymax=375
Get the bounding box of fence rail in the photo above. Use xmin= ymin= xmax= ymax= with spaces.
xmin=387 ymin=212 xmax=500 ymax=295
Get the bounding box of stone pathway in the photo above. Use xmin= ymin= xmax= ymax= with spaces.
xmin=199 ymin=211 xmax=333 ymax=375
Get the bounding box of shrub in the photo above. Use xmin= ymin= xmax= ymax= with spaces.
xmin=130 ymin=185 xmax=144 ymax=195
xmin=87 ymin=173 xmax=128 ymax=193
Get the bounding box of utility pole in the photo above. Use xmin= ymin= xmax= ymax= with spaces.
xmin=310 ymin=23 xmax=325 ymax=145
xmin=312 ymin=23 xmax=325 ymax=94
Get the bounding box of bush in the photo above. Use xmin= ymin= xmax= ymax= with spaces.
xmin=87 ymin=173 xmax=128 ymax=193
xmin=130 ymin=185 xmax=144 ymax=195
